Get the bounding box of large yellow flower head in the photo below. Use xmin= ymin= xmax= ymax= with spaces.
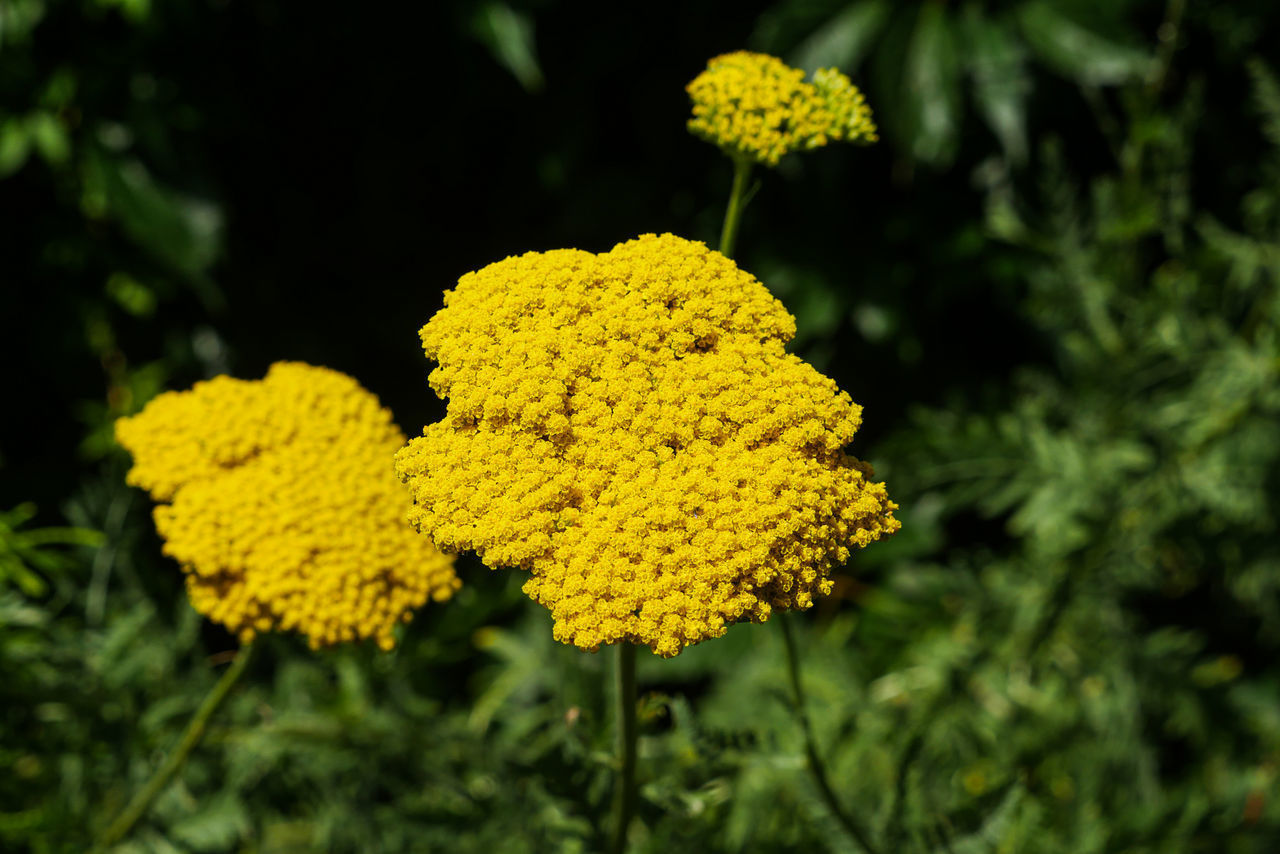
xmin=116 ymin=362 xmax=459 ymax=650
xmin=687 ymin=51 xmax=877 ymax=167
xmin=395 ymin=234 xmax=899 ymax=657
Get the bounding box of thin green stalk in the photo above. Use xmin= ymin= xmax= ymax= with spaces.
xmin=96 ymin=642 xmax=255 ymax=851
xmin=778 ymin=616 xmax=880 ymax=854
xmin=609 ymin=643 xmax=638 ymax=854
xmin=1148 ymin=0 xmax=1187 ymax=98
xmin=718 ymin=156 xmax=753 ymax=258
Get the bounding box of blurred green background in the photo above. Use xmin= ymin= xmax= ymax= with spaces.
xmin=3 ymin=0 xmax=1279 ymax=851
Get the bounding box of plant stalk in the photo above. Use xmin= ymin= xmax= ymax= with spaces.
xmin=718 ymin=156 xmax=753 ymax=258
xmin=609 ymin=642 xmax=638 ymax=854
xmin=778 ymin=615 xmax=880 ymax=854
xmin=1149 ymin=0 xmax=1187 ymax=97
xmin=96 ymin=641 xmax=254 ymax=850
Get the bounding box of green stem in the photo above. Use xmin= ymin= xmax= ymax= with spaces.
xmin=609 ymin=643 xmax=638 ymax=854
xmin=778 ymin=616 xmax=880 ymax=854
xmin=96 ymin=642 xmax=255 ymax=850
xmin=1148 ymin=0 xmax=1187 ymax=98
xmin=718 ymin=156 xmax=753 ymax=258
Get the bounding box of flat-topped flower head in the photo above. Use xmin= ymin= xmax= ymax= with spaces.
xmin=116 ymin=362 xmax=459 ymax=650
xmin=687 ymin=51 xmax=877 ymax=167
xmin=395 ymin=234 xmax=899 ymax=657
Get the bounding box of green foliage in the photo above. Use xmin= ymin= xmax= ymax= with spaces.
xmin=753 ymin=0 xmax=1159 ymax=167
xmin=472 ymin=2 xmax=545 ymax=93
xmin=0 ymin=503 xmax=103 ymax=597
xmin=880 ymin=60 xmax=1280 ymax=852
xmin=3 ymin=469 xmax=612 ymax=853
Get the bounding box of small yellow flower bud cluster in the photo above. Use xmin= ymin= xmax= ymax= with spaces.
xmin=116 ymin=362 xmax=459 ymax=650
xmin=396 ymin=234 xmax=899 ymax=657
xmin=687 ymin=51 xmax=877 ymax=167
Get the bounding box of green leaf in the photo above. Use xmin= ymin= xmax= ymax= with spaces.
xmin=1247 ymin=58 xmax=1280 ymax=150
xmin=791 ymin=0 xmax=890 ymax=74
xmin=467 ymin=624 xmax=550 ymax=732
xmin=93 ymin=0 xmax=151 ymax=24
xmin=0 ymin=503 xmax=38 ymax=529
xmin=0 ymin=118 xmax=31 ymax=177
xmin=81 ymin=145 xmax=223 ymax=279
xmin=167 ymin=793 xmax=249 ymax=852
xmin=1017 ymin=1 xmax=1155 ymax=87
xmin=0 ymin=0 xmax=47 ymax=49
xmin=0 ymin=556 xmax=46 ymax=597
xmin=902 ymin=2 xmax=962 ymax=166
xmin=105 ymin=271 xmax=158 ymax=318
xmin=0 ymin=503 xmax=102 ymax=595
xmin=962 ymin=6 xmax=1029 ymax=163
xmin=473 ymin=3 xmax=544 ymax=93
xmin=28 ymin=112 xmax=69 ymax=166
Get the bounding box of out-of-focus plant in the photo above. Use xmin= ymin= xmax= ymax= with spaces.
xmin=751 ymin=0 xmax=1169 ymax=168
xmin=0 ymin=501 xmax=103 ymax=597
xmin=0 ymin=1 xmax=223 ymax=278
xmin=94 ymin=363 xmax=459 ymax=849
xmin=861 ymin=57 xmax=1280 ymax=851
xmin=471 ymin=1 xmax=545 ymax=93
xmin=1 ymin=478 xmax=600 ymax=852
xmin=0 ymin=0 xmax=229 ymax=491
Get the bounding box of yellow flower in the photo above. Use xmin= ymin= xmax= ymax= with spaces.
xmin=687 ymin=51 xmax=877 ymax=167
xmin=116 ymin=362 xmax=459 ymax=650
xmin=396 ymin=234 xmax=899 ymax=657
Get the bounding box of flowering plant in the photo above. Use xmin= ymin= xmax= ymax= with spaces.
xmin=396 ymin=233 xmax=898 ymax=658
xmin=118 ymin=361 xmax=458 ymax=650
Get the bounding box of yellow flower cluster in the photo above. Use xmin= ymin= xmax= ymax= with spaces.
xmin=687 ymin=51 xmax=877 ymax=166
xmin=396 ymin=233 xmax=899 ymax=657
xmin=116 ymin=362 xmax=459 ymax=650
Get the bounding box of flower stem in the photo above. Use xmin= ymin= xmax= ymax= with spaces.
xmin=718 ymin=156 xmax=753 ymax=258
xmin=96 ymin=641 xmax=255 ymax=850
xmin=778 ymin=616 xmax=880 ymax=854
xmin=609 ymin=642 xmax=638 ymax=854
xmin=1148 ymin=0 xmax=1187 ymax=97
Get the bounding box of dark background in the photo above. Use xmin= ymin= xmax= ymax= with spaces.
xmin=0 ymin=0 xmax=1097 ymax=504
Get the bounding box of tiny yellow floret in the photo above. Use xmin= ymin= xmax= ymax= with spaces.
xmin=116 ymin=362 xmax=459 ymax=650
xmin=395 ymin=234 xmax=899 ymax=657
xmin=687 ymin=51 xmax=877 ymax=166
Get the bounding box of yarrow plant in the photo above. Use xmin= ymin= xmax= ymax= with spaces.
xmin=687 ymin=51 xmax=876 ymax=257
xmin=117 ymin=361 xmax=459 ymax=650
xmin=687 ymin=51 xmax=877 ymax=167
xmin=392 ymin=51 xmax=890 ymax=853
xmin=103 ymin=361 xmax=457 ymax=849
xmin=395 ymin=234 xmax=898 ymax=658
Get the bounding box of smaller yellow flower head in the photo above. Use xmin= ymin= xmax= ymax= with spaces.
xmin=115 ymin=362 xmax=459 ymax=650
xmin=687 ymin=51 xmax=877 ymax=167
